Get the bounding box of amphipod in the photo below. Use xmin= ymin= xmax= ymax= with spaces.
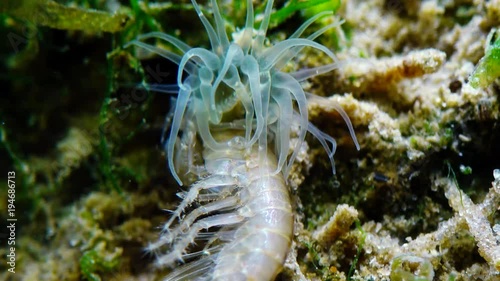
xmin=126 ymin=0 xmax=359 ymax=280
xmin=150 ymin=141 xmax=293 ymax=280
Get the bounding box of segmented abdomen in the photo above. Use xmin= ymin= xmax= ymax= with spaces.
xmin=155 ymin=147 xmax=293 ymax=281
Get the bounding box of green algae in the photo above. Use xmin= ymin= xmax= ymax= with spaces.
xmin=270 ymin=0 xmax=341 ymax=27
xmin=1 ymin=0 xmax=162 ymax=278
xmin=469 ymin=28 xmax=500 ymax=89
xmin=347 ymin=220 xmax=366 ymax=281
xmin=80 ymin=247 xmax=121 ymax=281
xmin=390 ymin=255 xmax=434 ymax=281
xmin=1 ymin=0 xmax=131 ymax=33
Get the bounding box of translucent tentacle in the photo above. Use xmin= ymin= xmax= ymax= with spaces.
xmin=252 ymin=0 xmax=274 ymax=56
xmin=125 ymin=41 xmax=197 ymax=75
xmin=145 ymin=83 xmax=179 ymax=94
xmin=289 ymin=11 xmax=333 ymax=39
xmin=177 ymin=48 xmax=220 ymax=91
xmin=240 ymin=55 xmax=265 ymax=148
xmin=167 ymin=76 xmax=197 ymax=186
xmin=137 ymin=31 xmax=192 ymax=53
xmin=210 ymin=0 xmax=230 ymax=49
xmin=305 ymin=92 xmax=360 ymax=151
xmin=210 ymin=44 xmax=244 ymax=124
xmin=259 ymin=38 xmax=338 ymax=71
xmin=306 ymin=120 xmax=338 ymax=175
xmin=272 ymin=72 xmax=309 ymax=176
xmin=270 ymin=89 xmax=293 ymax=174
xmin=240 ymin=0 xmax=254 ymax=54
xmin=191 ymin=0 xmax=221 ymax=52
xmin=290 ymin=61 xmax=342 ymax=82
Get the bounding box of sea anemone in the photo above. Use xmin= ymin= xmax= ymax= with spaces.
xmin=126 ymin=0 xmax=358 ymax=185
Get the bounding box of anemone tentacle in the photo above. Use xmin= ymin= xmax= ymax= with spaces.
xmin=127 ymin=0 xmax=358 ymax=186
